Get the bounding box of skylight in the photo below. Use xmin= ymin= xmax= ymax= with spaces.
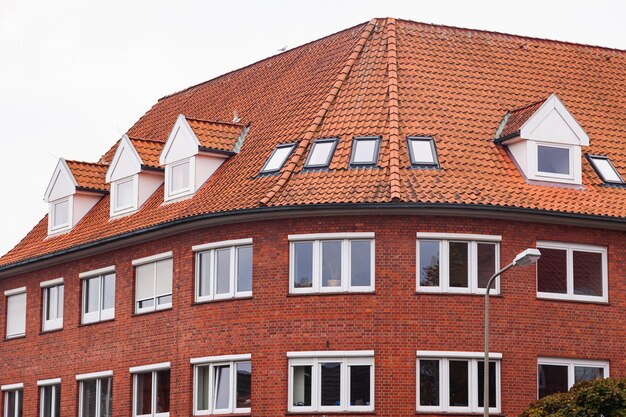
xmin=350 ymin=137 xmax=380 ymax=166
xmin=305 ymin=138 xmax=338 ymax=168
xmin=407 ymin=137 xmax=438 ymax=166
xmin=261 ymin=143 xmax=296 ymax=173
xmin=588 ymin=155 xmax=623 ymax=184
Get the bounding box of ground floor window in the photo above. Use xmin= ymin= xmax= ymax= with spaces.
xmin=79 ymin=375 xmax=112 ymax=417
xmin=538 ymin=358 xmax=608 ymax=398
xmin=2 ymin=386 xmax=23 ymax=417
xmin=192 ymin=354 xmax=251 ymax=414
xmin=130 ymin=363 xmax=170 ymax=417
xmin=39 ymin=382 xmax=60 ymax=417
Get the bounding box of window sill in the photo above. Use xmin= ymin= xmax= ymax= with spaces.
xmin=132 ymin=307 xmax=173 ymax=317
xmin=415 ymin=413 xmax=503 ymax=416
xmin=192 ymin=296 xmax=253 ymax=306
xmin=286 ymin=412 xmax=375 ymax=416
xmin=78 ymin=318 xmax=115 ymax=327
xmin=194 ymin=414 xmax=251 ymax=417
xmin=4 ymin=334 xmax=26 ymax=341
xmin=287 ymin=291 xmax=376 ymax=297
xmin=536 ymin=295 xmax=608 ymax=305
xmin=415 ymin=292 xmax=502 ymax=297
xmin=40 ymin=327 xmax=63 ymax=335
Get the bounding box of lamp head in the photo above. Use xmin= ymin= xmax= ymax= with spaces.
xmin=513 ymin=248 xmax=541 ymax=266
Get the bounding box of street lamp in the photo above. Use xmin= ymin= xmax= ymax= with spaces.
xmin=483 ymin=248 xmax=541 ymax=417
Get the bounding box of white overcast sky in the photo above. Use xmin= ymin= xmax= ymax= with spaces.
xmin=0 ymin=0 xmax=625 ymax=257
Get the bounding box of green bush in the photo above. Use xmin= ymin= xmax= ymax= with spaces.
xmin=520 ymin=378 xmax=626 ymax=417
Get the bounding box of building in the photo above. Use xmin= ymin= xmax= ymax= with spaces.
xmin=1 ymin=17 xmax=625 ymax=417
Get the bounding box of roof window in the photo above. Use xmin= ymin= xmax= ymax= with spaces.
xmin=304 ymin=138 xmax=338 ymax=169
xmin=407 ymin=137 xmax=438 ymax=166
xmin=261 ymin=143 xmax=296 ymax=173
xmin=588 ymin=155 xmax=623 ymax=184
xmin=350 ymin=137 xmax=380 ymax=166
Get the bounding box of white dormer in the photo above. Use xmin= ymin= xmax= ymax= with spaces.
xmin=495 ymin=94 xmax=589 ymax=185
xmin=105 ymin=135 xmax=164 ymax=217
xmin=44 ymin=159 xmax=106 ymax=236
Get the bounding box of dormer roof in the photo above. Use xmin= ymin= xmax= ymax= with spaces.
xmin=186 ymin=117 xmax=246 ymax=153
xmin=44 ymin=159 xmax=108 ymax=202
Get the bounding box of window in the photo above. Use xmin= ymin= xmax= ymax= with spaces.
xmin=132 ymin=253 xmax=173 ymax=314
xmin=538 ymin=358 xmax=608 ymax=399
xmin=588 ymin=155 xmax=623 ymax=184
xmin=289 ymin=233 xmax=375 ymax=293
xmin=407 ymin=137 xmax=438 ymax=166
xmin=51 ymin=198 xmax=70 ymax=230
xmin=261 ymin=143 xmax=295 ymax=173
xmin=38 ymin=381 xmax=60 ymax=417
xmin=112 ymin=176 xmax=136 ymax=214
xmin=536 ymin=242 xmax=607 ymax=302
xmin=288 ymin=351 xmax=374 ymax=412
xmin=131 ymin=363 xmax=170 ymax=417
xmin=192 ymin=354 xmax=252 ymax=414
xmin=168 ymin=159 xmax=192 ymax=197
xmin=416 ymin=233 xmax=500 ymax=294
xmin=416 ymin=352 xmax=501 ymax=413
xmin=80 ymin=267 xmax=116 ymax=324
xmin=78 ymin=373 xmax=113 ymax=417
xmin=2 ymin=385 xmax=23 ymax=417
xmin=350 ymin=137 xmax=380 ymax=166
xmin=537 ymin=144 xmax=571 ymax=177
xmin=41 ymin=279 xmax=64 ymax=332
xmin=5 ymin=288 xmax=26 ymax=339
xmin=304 ymin=138 xmax=338 ymax=168
xmin=193 ymin=239 xmax=253 ymax=302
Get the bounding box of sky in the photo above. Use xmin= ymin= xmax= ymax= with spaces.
xmin=0 ymin=0 xmax=625 ymax=257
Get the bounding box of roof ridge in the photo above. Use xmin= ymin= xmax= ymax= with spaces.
xmin=386 ymin=18 xmax=401 ymax=202
xmin=65 ymin=159 xmax=108 ymax=167
xmin=507 ymin=96 xmax=549 ymax=113
xmin=128 ymin=136 xmax=166 ymax=144
xmin=185 ymin=116 xmax=245 ymax=128
xmin=259 ymin=19 xmax=379 ymax=206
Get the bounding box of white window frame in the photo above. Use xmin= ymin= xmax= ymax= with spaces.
xmin=288 ymin=233 xmax=375 ymax=294
xmin=416 ymin=233 xmax=501 ymax=294
xmin=38 ymin=379 xmax=61 ymax=417
xmin=416 ymin=351 xmax=502 ymax=414
xmin=287 ymin=351 xmax=374 ymax=413
xmin=191 ymin=354 xmax=252 ymax=415
xmin=130 ymin=363 xmax=171 ymax=417
xmin=80 ymin=266 xmax=116 ymax=324
xmin=41 ymin=278 xmax=64 ymax=332
xmin=536 ymin=241 xmax=608 ymax=303
xmin=4 ymin=287 xmax=27 ymax=339
xmin=111 ymin=175 xmax=139 ymax=216
xmin=260 ymin=143 xmax=296 ymax=174
xmin=77 ymin=372 xmax=113 ymax=417
xmin=49 ymin=196 xmax=73 ymax=234
xmin=132 ymin=253 xmax=173 ymax=314
xmin=535 ymin=142 xmax=574 ymax=180
xmin=537 ymin=357 xmax=609 ymax=399
xmin=2 ymin=384 xmax=23 ymax=417
xmin=165 ymin=158 xmax=194 ymax=201
xmin=193 ymin=239 xmax=253 ymax=303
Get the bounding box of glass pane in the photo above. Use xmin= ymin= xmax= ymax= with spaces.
xmin=16 ymin=390 xmax=22 ymax=417
xmin=538 ymin=145 xmax=570 ymax=175
xmin=477 ymin=243 xmax=497 ymax=289
xmin=419 ymin=360 xmax=440 ymax=406
xmin=537 ymin=248 xmax=567 ymax=294
xmin=410 ymin=139 xmax=435 ymax=164
xmin=575 ymin=366 xmax=604 ymax=383
xmin=538 ymin=364 xmax=569 ymax=398
xmin=156 ymin=370 xmax=170 ymax=413
xmin=307 ymin=141 xmax=334 ymax=167
xmin=155 ymin=259 xmax=173 ymax=296
xmin=157 ymin=294 xmax=172 ymax=306
xmin=138 ymin=299 xmax=154 ymax=309
xmin=136 ymin=264 xmax=155 ymax=302
xmin=592 ymin=158 xmax=621 ymax=182
xmin=56 ymin=285 xmax=64 ymax=319
xmin=6 ymin=293 xmax=26 ymax=337
xmin=54 ymin=386 xmax=61 ymax=417
xmin=449 ymin=360 xmax=469 ymax=407
xmin=81 ymin=380 xmax=97 ymax=417
xmin=135 ymin=373 xmax=152 ymax=415
xmin=573 ymin=251 xmax=603 ymax=296
xmin=236 ymin=361 xmax=252 ymax=409
xmin=353 ymin=139 xmax=377 ymax=164
xmin=116 ymin=179 xmax=134 ymax=208
xmin=216 ymin=248 xmax=231 ymax=295
xmin=100 ymin=378 xmax=113 ymax=417
xmin=321 ymin=241 xmax=342 ymax=288
xmin=214 ymin=365 xmax=231 ymax=410
xmin=170 ymin=161 xmax=190 ymax=192
xmin=350 ymin=241 xmax=371 ymax=287
xmin=197 ymin=252 xmax=212 ymax=298
xmin=6 ymin=391 xmax=16 ymax=417
xmin=45 ymin=287 xmax=54 ymax=320
xmin=53 ymin=200 xmax=69 ymax=227
xmin=419 ymin=241 xmax=440 ymax=287
xmin=320 ymin=362 xmax=341 ymax=406
xmin=42 ymin=386 xmax=52 ymax=417
xmin=349 ymin=365 xmax=370 ymax=407
xmin=236 ymin=246 xmax=253 ymax=293
xmin=477 ymin=361 xmax=497 ymax=408
xmin=263 ymin=146 xmax=293 ymax=172
xmin=102 ymin=274 xmax=115 ymax=311
xmin=85 ymin=277 xmax=100 ymax=314
xmin=292 ymin=366 xmax=312 ymax=407
xmin=294 ymin=242 xmax=313 ymax=288
xmin=196 ymin=366 xmax=210 ymax=411
xmin=449 ymin=242 xmax=469 ymax=288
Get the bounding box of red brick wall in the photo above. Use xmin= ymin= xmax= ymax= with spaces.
xmin=0 ymin=214 xmax=624 ymax=417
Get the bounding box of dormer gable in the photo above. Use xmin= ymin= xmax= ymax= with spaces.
xmin=495 ymin=94 xmax=589 ymax=185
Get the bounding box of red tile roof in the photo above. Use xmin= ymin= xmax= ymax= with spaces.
xmin=65 ymin=161 xmax=109 ymax=192
xmin=186 ymin=118 xmax=245 ymax=153
xmin=130 ymin=138 xmax=165 ymax=169
xmin=496 ymin=98 xmax=547 ymax=139
xmin=2 ymin=17 xmax=626 ymax=269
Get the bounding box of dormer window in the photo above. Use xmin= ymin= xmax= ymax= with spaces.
xmin=51 ymin=198 xmax=71 ymax=231
xmin=588 ymin=155 xmax=623 ymax=184
xmin=112 ymin=176 xmax=136 ymax=214
xmin=407 ymin=136 xmax=438 ymax=167
xmin=537 ymin=144 xmax=571 ymax=177
xmin=350 ymin=137 xmax=380 ymax=166
xmin=261 ymin=143 xmax=296 ymax=173
xmin=168 ymin=159 xmax=192 ymax=197
xmin=305 ymin=138 xmax=337 ymax=169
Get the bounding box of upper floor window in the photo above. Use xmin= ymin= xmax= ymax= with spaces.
xmin=2 ymin=385 xmax=23 ymax=417
xmin=80 ymin=266 xmax=116 ymax=324
xmin=407 ymin=137 xmax=438 ymax=167
xmin=350 ymin=137 xmax=380 ymax=166
xmin=51 ymin=198 xmax=71 ymax=231
xmin=41 ymin=279 xmax=64 ymax=332
xmin=38 ymin=380 xmax=61 ymax=417
xmin=416 ymin=233 xmax=500 ymax=294
xmin=588 ymin=155 xmax=623 ymax=184
xmin=537 ymin=144 xmax=571 ymax=177
xmin=417 ymin=351 xmax=501 ymax=413
xmin=304 ymin=138 xmax=338 ymax=169
xmin=193 ymin=239 xmax=253 ymax=303
xmin=112 ymin=176 xmax=137 ymax=215
xmin=166 ymin=159 xmax=192 ymax=200
xmin=4 ymin=287 xmax=26 ymax=339
xmin=130 ymin=363 xmax=170 ymax=417
xmin=191 ymin=354 xmax=252 ymax=414
xmin=133 ymin=253 xmax=173 ymax=314
xmin=78 ymin=372 xmax=113 ymax=417
xmin=288 ymin=351 xmax=374 ymax=413
xmin=536 ymin=241 xmax=607 ymax=303
xmin=261 ymin=143 xmax=295 ymax=173
xmin=289 ymin=233 xmax=375 ymax=294
xmin=538 ymin=358 xmax=608 ymax=399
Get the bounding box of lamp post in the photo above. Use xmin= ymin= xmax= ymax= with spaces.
xmin=483 ymin=248 xmax=541 ymax=417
